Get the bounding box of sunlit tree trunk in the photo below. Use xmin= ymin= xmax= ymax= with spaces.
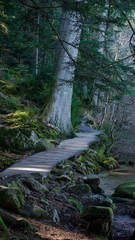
xmin=42 ymin=9 xmax=82 ymax=137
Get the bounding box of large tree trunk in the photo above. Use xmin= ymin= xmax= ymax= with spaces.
xmin=42 ymin=9 xmax=82 ymax=137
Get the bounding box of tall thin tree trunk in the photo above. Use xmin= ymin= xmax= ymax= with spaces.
xmin=36 ymin=11 xmax=40 ymax=75
xmin=42 ymin=9 xmax=82 ymax=137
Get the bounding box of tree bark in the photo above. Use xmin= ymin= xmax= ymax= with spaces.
xmin=36 ymin=11 xmax=40 ymax=75
xmin=42 ymin=9 xmax=82 ymax=137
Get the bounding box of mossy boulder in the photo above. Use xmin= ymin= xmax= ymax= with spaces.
xmin=68 ymin=183 xmax=92 ymax=196
xmin=30 ymin=205 xmax=50 ymax=220
xmin=0 ymin=186 xmax=24 ymax=211
xmin=83 ymin=206 xmax=113 ymax=238
xmin=103 ymin=157 xmax=119 ymax=170
xmin=113 ymin=181 xmax=135 ymax=199
xmin=84 ymin=174 xmax=100 ymax=187
xmin=17 ymin=218 xmax=34 ymax=232
xmin=88 ymin=195 xmax=113 ymax=208
xmin=0 ymin=126 xmax=47 ymax=153
xmin=128 ymin=160 xmax=134 ymax=166
xmin=22 ymin=177 xmax=49 ymax=193
xmin=83 ymin=206 xmax=113 ymax=219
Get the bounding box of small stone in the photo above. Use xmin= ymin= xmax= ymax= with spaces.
xmin=53 ymin=209 xmax=60 ymax=223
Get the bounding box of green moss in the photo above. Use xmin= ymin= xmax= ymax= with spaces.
xmin=128 ymin=160 xmax=134 ymax=166
xmin=0 ymin=80 xmax=18 ymax=95
xmin=5 ymin=111 xmax=29 ymax=127
xmin=0 ymin=186 xmax=24 ymax=211
xmin=113 ymin=181 xmax=135 ymax=199
xmin=68 ymin=197 xmax=83 ymax=213
xmin=68 ymin=183 xmax=92 ymax=195
xmin=118 ymin=160 xmax=126 ymax=165
xmin=0 ymin=154 xmax=16 ymax=170
xmin=83 ymin=206 xmax=113 ymax=219
xmin=103 ymin=157 xmax=118 ymax=170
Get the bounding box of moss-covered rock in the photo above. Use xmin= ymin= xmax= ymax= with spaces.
xmin=83 ymin=206 xmax=113 ymax=238
xmin=22 ymin=177 xmax=49 ymax=193
xmin=118 ymin=160 xmax=126 ymax=165
xmin=0 ymin=126 xmax=49 ymax=153
xmin=128 ymin=160 xmax=134 ymax=166
xmin=68 ymin=183 xmax=92 ymax=196
xmin=103 ymin=157 xmax=119 ymax=170
xmin=0 ymin=186 xmax=24 ymax=211
xmin=113 ymin=181 xmax=135 ymax=199
xmin=88 ymin=195 xmax=113 ymax=208
xmin=17 ymin=218 xmax=34 ymax=232
xmin=84 ymin=174 xmax=100 ymax=186
xmin=30 ymin=205 xmax=50 ymax=220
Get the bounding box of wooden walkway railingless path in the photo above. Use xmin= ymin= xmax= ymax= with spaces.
xmin=0 ymin=127 xmax=101 ymax=178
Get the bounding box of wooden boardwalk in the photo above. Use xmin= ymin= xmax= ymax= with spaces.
xmin=0 ymin=127 xmax=101 ymax=178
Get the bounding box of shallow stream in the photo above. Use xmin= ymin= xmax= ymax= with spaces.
xmin=98 ymin=165 xmax=135 ymax=240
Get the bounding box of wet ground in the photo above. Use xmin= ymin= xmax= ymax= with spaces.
xmin=99 ymin=165 xmax=135 ymax=240
xmin=99 ymin=165 xmax=135 ymax=196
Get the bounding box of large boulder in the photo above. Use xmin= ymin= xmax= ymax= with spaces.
xmin=83 ymin=174 xmax=103 ymax=194
xmin=0 ymin=186 xmax=24 ymax=211
xmin=83 ymin=206 xmax=113 ymax=238
xmin=113 ymin=181 xmax=135 ymax=199
xmin=0 ymin=126 xmax=51 ymax=153
xmin=84 ymin=174 xmax=100 ymax=187
xmin=68 ymin=183 xmax=92 ymax=196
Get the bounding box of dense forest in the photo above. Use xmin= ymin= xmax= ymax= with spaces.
xmin=0 ymin=1 xmax=135 ymax=240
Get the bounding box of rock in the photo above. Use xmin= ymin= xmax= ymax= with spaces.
xmin=56 ymin=174 xmax=72 ymax=182
xmin=17 ymin=219 xmax=34 ymax=232
xmin=22 ymin=177 xmax=49 ymax=193
xmin=55 ymin=193 xmax=67 ymax=202
xmin=0 ymin=208 xmax=34 ymax=231
xmin=113 ymin=181 xmax=135 ymax=199
xmin=0 ymin=185 xmax=24 ymax=211
xmin=84 ymin=174 xmax=100 ymax=187
xmin=53 ymin=209 xmax=60 ymax=223
xmin=68 ymin=184 xmax=92 ymax=196
xmin=83 ymin=206 xmax=113 ymax=238
xmin=87 ymin=195 xmax=113 ymax=208
xmin=30 ymin=205 xmax=50 ymax=220
xmin=83 ymin=174 xmax=103 ymax=194
xmin=112 ymin=197 xmax=133 ymax=204
xmin=91 ymin=185 xmax=104 ymax=194
xmin=128 ymin=160 xmax=134 ymax=166
xmin=0 ymin=126 xmax=48 ymax=153
xmin=118 ymin=160 xmax=126 ymax=165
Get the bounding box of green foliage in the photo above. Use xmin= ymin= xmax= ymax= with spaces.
xmin=0 ymin=217 xmax=7 ymax=232
xmin=0 ymin=95 xmax=21 ymax=111
xmin=68 ymin=197 xmax=83 ymax=213
xmin=71 ymin=94 xmax=82 ymax=128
